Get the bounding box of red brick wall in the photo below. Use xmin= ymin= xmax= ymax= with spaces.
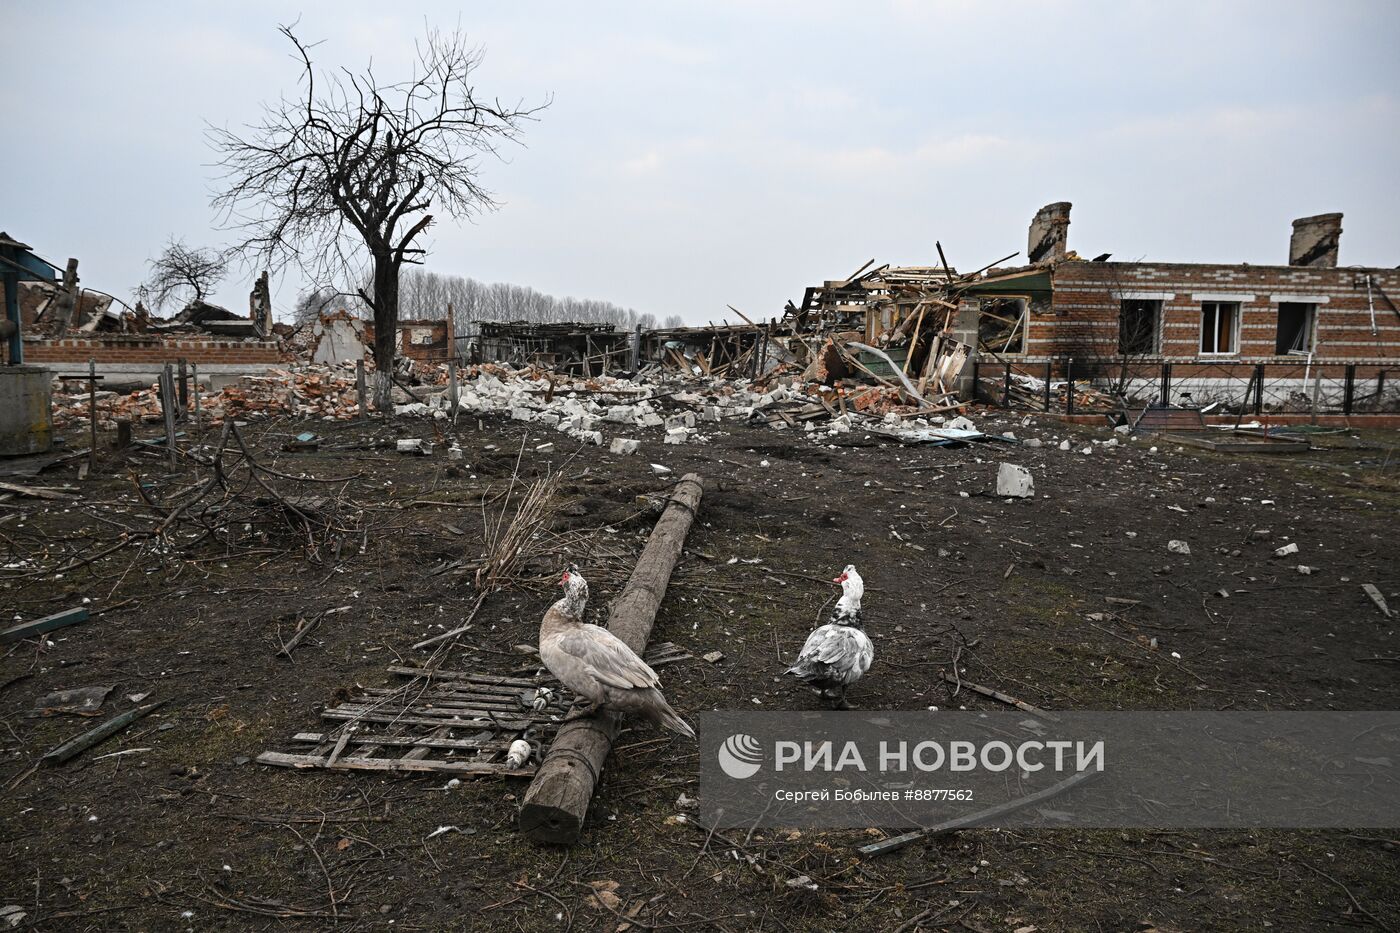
xmin=21 ymin=336 xmax=282 ymax=365
xmin=1034 ymin=262 xmax=1400 ymax=362
xmin=395 ymin=319 xmax=449 ymax=362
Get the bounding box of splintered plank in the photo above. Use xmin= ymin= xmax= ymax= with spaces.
xmin=255 ymin=751 xmax=535 ymax=776
xmin=289 ymin=731 xmax=515 ymax=752
xmin=385 ymin=666 xmax=540 ymax=687
xmin=318 ymin=709 xmax=539 ymax=730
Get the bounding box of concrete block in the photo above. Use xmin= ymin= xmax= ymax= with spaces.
xmin=610 ymin=438 xmax=641 ymax=455
xmin=996 ymin=463 xmax=1034 ymax=498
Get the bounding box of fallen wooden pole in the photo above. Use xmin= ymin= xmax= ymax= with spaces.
xmin=42 ymin=700 xmax=165 ymax=766
xmin=518 ymin=472 xmax=705 ymax=845
xmin=940 ymin=673 xmax=1060 ymax=722
xmin=857 ymin=767 xmax=1099 ymax=858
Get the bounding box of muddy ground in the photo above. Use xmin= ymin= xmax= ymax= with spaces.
xmin=2 ymin=401 xmax=1398 ymax=932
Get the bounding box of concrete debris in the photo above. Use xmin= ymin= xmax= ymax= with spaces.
xmin=996 ymin=463 xmax=1034 ymax=498
xmin=1274 ymin=543 xmax=1300 ymax=557
xmin=609 ymin=438 xmax=641 ymax=455
xmin=1167 ymin=540 xmax=1191 ymax=555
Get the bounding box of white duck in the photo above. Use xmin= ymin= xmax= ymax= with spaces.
xmin=786 ymin=565 xmax=873 ymax=709
xmin=538 ymin=569 xmax=695 ymax=738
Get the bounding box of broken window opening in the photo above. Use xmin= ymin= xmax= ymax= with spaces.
xmin=1275 ymin=302 xmax=1315 ymax=355
xmin=1199 ymin=301 xmax=1238 ymax=355
xmin=1118 ymin=299 xmax=1160 ymax=355
xmin=977 ymin=297 xmax=1027 ymax=355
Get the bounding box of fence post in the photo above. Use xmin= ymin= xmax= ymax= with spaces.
xmin=1343 ymin=364 xmax=1355 ymax=415
xmin=177 ymin=357 xmax=189 ymax=421
xmin=1003 ymin=363 xmax=1011 ymax=408
xmin=1254 ymin=364 xmax=1264 ymax=415
xmin=1065 ymin=358 xmax=1075 ymax=416
xmin=970 ymin=359 xmax=980 ymax=403
xmin=1044 ymin=360 xmax=1052 ymax=412
xmin=448 ymin=359 xmax=459 ymax=417
xmin=356 ymin=359 xmax=367 ymax=418
xmin=1378 ymin=371 xmax=1388 ymax=412
xmin=1160 ymin=362 xmax=1172 ymax=405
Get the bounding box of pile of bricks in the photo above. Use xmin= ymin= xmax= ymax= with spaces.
xmin=48 ymin=361 xmax=444 ymax=429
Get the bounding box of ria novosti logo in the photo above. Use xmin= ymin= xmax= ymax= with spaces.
xmin=717 ymin=733 xmax=763 ymax=779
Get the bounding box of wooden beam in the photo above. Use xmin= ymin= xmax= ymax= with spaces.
xmin=857 ymin=767 xmax=1099 ymax=858
xmin=1 ymin=608 xmax=89 ymax=644
xmin=0 ymin=481 xmax=77 ymax=501
xmin=42 ymin=701 xmax=165 ymax=765
xmin=518 ymin=473 xmax=705 ymax=845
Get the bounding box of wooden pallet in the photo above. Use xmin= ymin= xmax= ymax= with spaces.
xmin=1130 ymin=405 xmax=1206 ymax=433
xmin=258 ymin=643 xmax=693 ymax=777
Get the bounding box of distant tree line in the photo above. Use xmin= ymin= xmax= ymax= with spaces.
xmin=293 ymin=269 xmax=684 ymax=332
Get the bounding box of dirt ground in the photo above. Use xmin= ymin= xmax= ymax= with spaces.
xmin=2 ymin=401 xmax=1398 ymax=932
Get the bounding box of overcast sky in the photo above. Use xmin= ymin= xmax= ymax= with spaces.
xmin=4 ymin=1 xmax=1397 ymax=323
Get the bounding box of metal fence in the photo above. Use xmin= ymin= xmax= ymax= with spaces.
xmin=971 ymin=358 xmax=1398 ymax=416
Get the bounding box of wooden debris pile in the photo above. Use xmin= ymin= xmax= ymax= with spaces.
xmin=259 ymin=643 xmax=695 ymax=777
xmin=645 ymin=321 xmax=787 ymax=381
xmin=771 ymin=250 xmax=1015 ymax=413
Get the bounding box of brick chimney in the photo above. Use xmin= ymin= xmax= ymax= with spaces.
xmin=1289 ymin=213 xmax=1342 ymax=268
xmin=1028 ymin=202 xmax=1072 ymax=264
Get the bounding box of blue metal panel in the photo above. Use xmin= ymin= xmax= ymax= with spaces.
xmin=1 ymin=240 xmax=60 ymax=364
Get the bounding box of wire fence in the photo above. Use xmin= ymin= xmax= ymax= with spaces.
xmin=972 ymin=358 xmax=1399 ymax=416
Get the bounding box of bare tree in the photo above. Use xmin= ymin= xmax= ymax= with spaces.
xmin=144 ymin=238 xmax=229 ymax=311
xmin=210 ymin=23 xmax=546 ymax=407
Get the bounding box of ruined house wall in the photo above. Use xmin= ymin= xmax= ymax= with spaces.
xmin=1036 ymin=261 xmax=1400 ymax=363
xmin=987 ymin=261 xmax=1400 ymax=408
xmin=395 ymin=319 xmax=449 ymax=362
xmin=25 ymin=335 xmax=282 ymax=365
xmin=22 ymin=335 xmax=283 ymax=387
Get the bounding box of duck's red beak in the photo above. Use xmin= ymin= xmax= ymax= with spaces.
xmin=832 ymin=572 xmax=847 ymax=584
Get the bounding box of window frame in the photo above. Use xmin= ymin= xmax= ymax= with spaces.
xmin=1199 ymin=301 xmax=1240 ymax=357
xmin=1117 ymin=298 xmax=1161 ymax=356
xmin=1275 ymin=301 xmax=1316 ymax=356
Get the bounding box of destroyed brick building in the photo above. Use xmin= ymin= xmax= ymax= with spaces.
xmin=959 ymin=205 xmax=1399 ymax=411
xmin=5 ymin=240 xmax=282 ymax=391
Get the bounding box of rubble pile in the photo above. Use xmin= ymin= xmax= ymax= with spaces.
xmin=978 ymin=371 xmax=1118 ymax=410
xmin=49 ymin=361 xmax=442 ymax=429
xmin=389 ymin=362 xmax=999 ymax=450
